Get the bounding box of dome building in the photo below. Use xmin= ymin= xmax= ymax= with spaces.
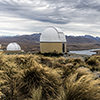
xmin=7 ymin=42 xmax=21 ymax=51
xmin=40 ymin=27 xmax=67 ymax=53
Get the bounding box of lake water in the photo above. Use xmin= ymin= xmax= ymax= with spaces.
xmin=69 ymin=48 xmax=100 ymax=55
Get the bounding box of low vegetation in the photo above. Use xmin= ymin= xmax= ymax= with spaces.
xmin=1 ymin=52 xmax=100 ymax=100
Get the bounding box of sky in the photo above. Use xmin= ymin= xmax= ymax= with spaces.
xmin=0 ymin=0 xmax=100 ymax=36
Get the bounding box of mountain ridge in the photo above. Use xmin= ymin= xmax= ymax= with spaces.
xmin=0 ymin=34 xmax=100 ymax=51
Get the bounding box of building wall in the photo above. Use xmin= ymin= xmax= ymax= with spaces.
xmin=40 ymin=42 xmax=67 ymax=53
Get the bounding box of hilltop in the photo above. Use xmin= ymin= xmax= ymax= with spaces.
xmin=0 ymin=34 xmax=100 ymax=51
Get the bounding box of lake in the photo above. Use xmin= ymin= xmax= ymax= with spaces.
xmin=69 ymin=48 xmax=100 ymax=55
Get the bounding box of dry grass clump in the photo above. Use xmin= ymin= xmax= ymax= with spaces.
xmin=75 ymin=67 xmax=92 ymax=79
xmin=15 ymin=54 xmax=34 ymax=69
xmin=0 ymin=65 xmax=21 ymax=100
xmin=18 ymin=61 xmax=63 ymax=100
xmin=40 ymin=56 xmax=55 ymax=67
xmin=0 ymin=91 xmax=6 ymax=100
xmin=1 ymin=53 xmax=100 ymax=100
xmin=86 ymin=56 xmax=100 ymax=66
xmin=65 ymin=58 xmax=83 ymax=63
xmin=57 ymin=57 xmax=66 ymax=64
xmin=64 ymin=73 xmax=100 ymax=100
xmin=55 ymin=57 xmax=85 ymax=77
xmin=30 ymin=86 xmax=42 ymax=100
xmin=61 ymin=63 xmax=75 ymax=77
xmin=92 ymin=55 xmax=100 ymax=61
xmin=86 ymin=56 xmax=100 ymax=71
xmin=73 ymin=58 xmax=83 ymax=64
xmin=65 ymin=58 xmax=84 ymax=68
xmin=0 ymin=53 xmax=7 ymax=70
xmin=53 ymin=57 xmax=75 ymax=77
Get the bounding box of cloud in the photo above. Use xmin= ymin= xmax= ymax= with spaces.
xmin=0 ymin=0 xmax=70 ymax=24
xmin=0 ymin=0 xmax=100 ymax=36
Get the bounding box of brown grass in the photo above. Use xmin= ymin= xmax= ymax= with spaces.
xmin=64 ymin=73 xmax=100 ymax=100
xmin=0 ymin=53 xmax=100 ymax=99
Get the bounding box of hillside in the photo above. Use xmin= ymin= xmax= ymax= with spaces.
xmin=0 ymin=34 xmax=100 ymax=51
xmin=0 ymin=34 xmax=40 ymax=52
xmin=67 ymin=36 xmax=98 ymax=43
xmin=67 ymin=36 xmax=100 ymax=50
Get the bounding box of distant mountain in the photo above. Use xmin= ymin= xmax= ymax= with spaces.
xmin=66 ymin=36 xmax=98 ymax=44
xmin=0 ymin=34 xmax=41 ymax=52
xmin=66 ymin=35 xmax=100 ymax=50
xmin=0 ymin=34 xmax=100 ymax=51
xmin=77 ymin=35 xmax=100 ymax=43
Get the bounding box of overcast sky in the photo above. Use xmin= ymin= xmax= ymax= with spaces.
xmin=0 ymin=0 xmax=100 ymax=36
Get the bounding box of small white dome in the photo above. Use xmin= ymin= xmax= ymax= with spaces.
xmin=7 ymin=42 xmax=21 ymax=51
xmin=40 ymin=27 xmax=66 ymax=42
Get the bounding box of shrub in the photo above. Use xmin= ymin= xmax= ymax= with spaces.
xmin=62 ymin=63 xmax=75 ymax=77
xmin=84 ymin=56 xmax=90 ymax=62
xmin=86 ymin=57 xmax=100 ymax=71
xmin=93 ymin=56 xmax=100 ymax=61
xmin=65 ymin=58 xmax=83 ymax=66
xmin=73 ymin=58 xmax=83 ymax=64
xmin=40 ymin=57 xmax=54 ymax=67
xmin=86 ymin=57 xmax=100 ymax=66
xmin=41 ymin=52 xmax=63 ymax=57
xmin=57 ymin=57 xmax=66 ymax=64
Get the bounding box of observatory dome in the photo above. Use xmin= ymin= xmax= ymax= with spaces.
xmin=40 ymin=27 xmax=66 ymax=42
xmin=7 ymin=42 xmax=21 ymax=51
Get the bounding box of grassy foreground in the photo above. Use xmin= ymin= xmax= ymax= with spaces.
xmin=1 ymin=52 xmax=100 ymax=100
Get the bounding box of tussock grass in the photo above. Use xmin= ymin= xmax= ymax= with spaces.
xmin=64 ymin=73 xmax=100 ymax=100
xmin=57 ymin=57 xmax=66 ymax=64
xmin=86 ymin=57 xmax=100 ymax=66
xmin=1 ymin=53 xmax=100 ymax=99
xmin=29 ymin=86 xmax=42 ymax=100
xmin=86 ymin=56 xmax=100 ymax=71
xmin=18 ymin=63 xmax=63 ymax=100
xmin=40 ymin=56 xmax=54 ymax=67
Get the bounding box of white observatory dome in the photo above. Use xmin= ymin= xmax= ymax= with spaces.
xmin=40 ymin=27 xmax=66 ymax=42
xmin=7 ymin=42 xmax=21 ymax=51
